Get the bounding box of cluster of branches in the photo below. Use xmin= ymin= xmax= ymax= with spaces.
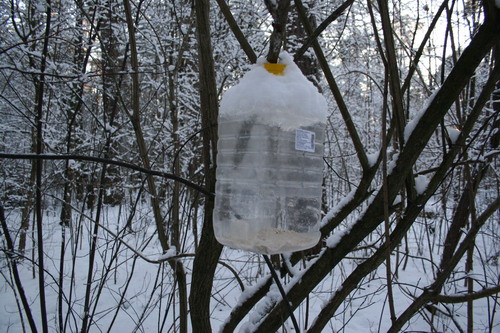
xmin=212 ymin=1 xmax=500 ymax=332
xmin=0 ymin=0 xmax=499 ymax=332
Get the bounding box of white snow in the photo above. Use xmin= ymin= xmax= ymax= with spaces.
xmin=446 ymin=126 xmax=461 ymax=144
xmin=392 ymin=194 xmax=402 ymax=206
xmin=404 ymin=89 xmax=439 ymax=142
xmin=414 ymin=174 xmax=429 ymax=195
xmin=321 ymin=188 xmax=356 ymax=227
xmin=387 ymin=152 xmax=400 ymax=174
xmin=325 ymin=226 xmax=350 ymax=248
xmin=485 ymin=149 xmax=500 ymax=160
xmin=282 ymin=253 xmax=300 ymax=277
xmin=233 ymin=275 xmax=270 ymax=307
xmin=1 ymin=201 xmax=498 ymax=333
xmin=366 ymin=151 xmax=379 ymax=167
xmin=219 ymin=52 xmax=328 ymax=130
xmin=157 ymin=246 xmax=177 ymax=261
xmin=242 ymin=283 xmax=282 ymax=332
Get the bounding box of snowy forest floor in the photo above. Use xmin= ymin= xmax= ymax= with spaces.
xmin=1 ymin=198 xmax=498 ymax=333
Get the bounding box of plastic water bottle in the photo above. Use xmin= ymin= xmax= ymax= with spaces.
xmin=213 ymin=53 xmax=327 ymax=254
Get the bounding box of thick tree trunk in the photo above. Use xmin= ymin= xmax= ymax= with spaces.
xmin=189 ymin=0 xmax=223 ymax=332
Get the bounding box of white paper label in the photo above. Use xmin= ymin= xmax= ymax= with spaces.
xmin=295 ymin=129 xmax=315 ymax=153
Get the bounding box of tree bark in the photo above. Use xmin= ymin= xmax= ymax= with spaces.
xmin=34 ymin=1 xmax=52 ymax=331
xmin=265 ymin=0 xmax=291 ymax=63
xmin=189 ymin=0 xmax=223 ymax=332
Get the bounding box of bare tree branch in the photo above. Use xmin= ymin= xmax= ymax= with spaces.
xmin=250 ymin=12 xmax=500 ymax=331
xmin=190 ymin=0 xmax=223 ymax=332
xmin=294 ymin=0 xmax=370 ymax=171
xmin=388 ymin=196 xmax=500 ymax=333
xmin=0 ymin=204 xmax=38 ymax=332
xmin=431 ymin=286 xmax=500 ymax=304
xmin=265 ymin=0 xmax=291 ymax=63
xmin=215 ymin=0 xmax=257 ymax=63
xmin=0 ymin=153 xmax=213 ymax=196
xmin=294 ymin=0 xmax=354 ymax=60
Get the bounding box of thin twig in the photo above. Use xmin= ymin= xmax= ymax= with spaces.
xmin=0 ymin=153 xmax=213 ymax=197
xmin=431 ymin=286 xmax=500 ymax=304
xmin=215 ymin=0 xmax=257 ymax=63
xmin=294 ymin=0 xmax=354 ymax=60
xmin=294 ymin=0 xmax=369 ymax=170
xmin=34 ymin=1 xmax=52 ymax=330
xmin=0 ymin=205 xmax=38 ymax=332
xmin=263 ymin=255 xmax=301 ymax=332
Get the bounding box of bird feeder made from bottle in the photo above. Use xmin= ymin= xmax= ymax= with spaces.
xmin=213 ymin=52 xmax=328 ymax=254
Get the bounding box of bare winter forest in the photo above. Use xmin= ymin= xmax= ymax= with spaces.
xmin=1 ymin=0 xmax=499 ymax=332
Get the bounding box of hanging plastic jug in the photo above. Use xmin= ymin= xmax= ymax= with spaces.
xmin=213 ymin=52 xmax=328 ymax=254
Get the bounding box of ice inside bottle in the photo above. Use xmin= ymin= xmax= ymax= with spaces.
xmin=213 ymin=53 xmax=328 ymax=254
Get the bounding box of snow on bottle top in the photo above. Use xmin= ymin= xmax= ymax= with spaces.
xmin=219 ymin=52 xmax=328 ymax=130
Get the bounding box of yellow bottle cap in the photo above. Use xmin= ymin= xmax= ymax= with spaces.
xmin=264 ymin=63 xmax=286 ymax=76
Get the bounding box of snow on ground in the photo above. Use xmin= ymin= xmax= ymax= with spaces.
xmin=1 ymin=202 xmax=499 ymax=332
